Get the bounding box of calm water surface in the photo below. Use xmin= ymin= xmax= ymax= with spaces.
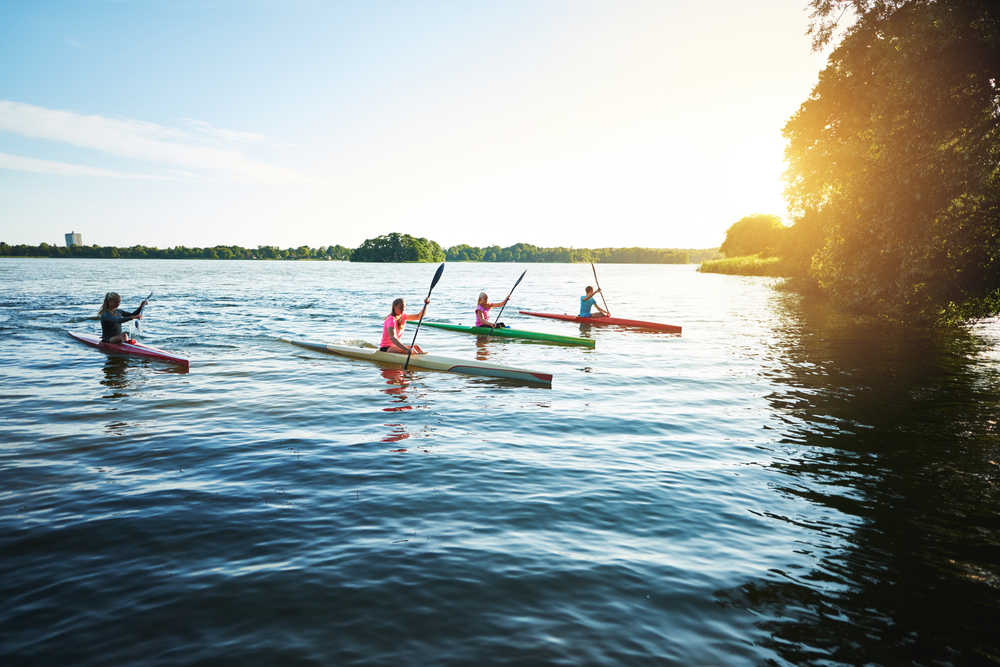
xmin=2 ymin=259 xmax=998 ymax=665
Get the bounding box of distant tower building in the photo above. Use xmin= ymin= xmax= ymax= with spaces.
xmin=65 ymin=231 xmax=82 ymax=247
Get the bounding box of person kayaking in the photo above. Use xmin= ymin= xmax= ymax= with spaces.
xmin=380 ymin=297 xmax=429 ymax=354
xmin=475 ymin=292 xmax=509 ymax=329
xmin=98 ymin=292 xmax=147 ymax=344
xmin=579 ymin=286 xmax=609 ymax=318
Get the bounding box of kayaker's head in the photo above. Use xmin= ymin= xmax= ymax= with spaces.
xmin=99 ymin=292 xmax=121 ymax=315
xmin=478 ymin=292 xmax=488 ymax=306
xmin=390 ymin=298 xmax=405 ymax=318
xmin=585 ymin=286 xmax=595 ymax=296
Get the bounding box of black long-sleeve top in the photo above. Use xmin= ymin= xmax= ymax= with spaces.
xmin=100 ymin=307 xmax=141 ymax=342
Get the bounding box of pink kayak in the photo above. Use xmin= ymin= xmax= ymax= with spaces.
xmin=68 ymin=331 xmax=190 ymax=368
xmin=518 ymin=311 xmax=682 ymax=333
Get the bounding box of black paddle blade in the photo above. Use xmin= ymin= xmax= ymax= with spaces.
xmin=429 ymin=263 xmax=445 ymax=291
xmin=513 ymin=269 xmax=527 ymax=288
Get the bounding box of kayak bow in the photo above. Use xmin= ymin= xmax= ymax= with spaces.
xmin=421 ymin=321 xmax=594 ymax=348
xmin=518 ymin=311 xmax=682 ymax=333
xmin=68 ymin=331 xmax=190 ymax=368
xmin=279 ymin=337 xmax=552 ymax=386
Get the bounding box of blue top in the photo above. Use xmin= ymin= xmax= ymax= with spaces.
xmin=100 ymin=307 xmax=140 ymax=342
xmin=579 ymin=296 xmax=599 ymax=317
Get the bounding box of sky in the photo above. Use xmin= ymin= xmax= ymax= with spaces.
xmin=0 ymin=1 xmax=829 ymax=250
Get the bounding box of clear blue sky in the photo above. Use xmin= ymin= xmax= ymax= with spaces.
xmin=1 ymin=1 xmax=828 ymax=249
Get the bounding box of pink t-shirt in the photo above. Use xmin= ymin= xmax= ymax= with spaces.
xmin=475 ymin=304 xmax=491 ymax=327
xmin=381 ymin=314 xmax=404 ymax=348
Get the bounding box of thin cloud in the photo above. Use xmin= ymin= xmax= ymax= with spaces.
xmin=0 ymin=151 xmax=171 ymax=180
xmin=0 ymin=100 xmax=300 ymax=183
xmin=179 ymin=117 xmax=295 ymax=149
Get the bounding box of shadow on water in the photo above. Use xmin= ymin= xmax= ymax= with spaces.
xmin=717 ymin=291 xmax=1000 ymax=664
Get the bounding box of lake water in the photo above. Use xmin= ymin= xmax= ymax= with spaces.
xmin=2 ymin=258 xmax=998 ymax=665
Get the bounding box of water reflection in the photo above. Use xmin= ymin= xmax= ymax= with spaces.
xmin=104 ymin=420 xmax=132 ymax=436
xmin=381 ymin=423 xmax=410 ymax=443
xmin=101 ymin=356 xmax=131 ymax=398
xmin=380 ymin=368 xmax=412 ymax=412
xmin=474 ymin=335 xmax=493 ymax=361
xmin=720 ymin=291 xmax=1000 ymax=663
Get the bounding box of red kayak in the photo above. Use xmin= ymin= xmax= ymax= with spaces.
xmin=68 ymin=331 xmax=190 ymax=368
xmin=518 ymin=311 xmax=682 ymax=333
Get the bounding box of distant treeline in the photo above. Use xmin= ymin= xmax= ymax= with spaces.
xmin=0 ymin=242 xmax=352 ymax=260
xmin=1 ymin=235 xmax=718 ymax=264
xmin=445 ymin=243 xmax=718 ymax=264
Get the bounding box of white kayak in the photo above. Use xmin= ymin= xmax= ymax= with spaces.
xmin=279 ymin=337 xmax=552 ymax=387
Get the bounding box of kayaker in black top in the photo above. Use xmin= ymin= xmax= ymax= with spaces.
xmin=98 ymin=292 xmax=147 ymax=344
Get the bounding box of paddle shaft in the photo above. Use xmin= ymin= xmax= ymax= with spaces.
xmin=491 ymin=270 xmax=526 ymax=325
xmin=135 ymin=291 xmax=153 ymax=334
xmin=404 ymin=263 xmax=445 ymax=370
xmin=591 ymin=263 xmax=610 ymax=315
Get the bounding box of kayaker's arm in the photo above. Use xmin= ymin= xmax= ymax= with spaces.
xmin=121 ymin=308 xmax=143 ymax=322
xmin=404 ymin=298 xmax=430 ymax=322
xmin=387 ymin=329 xmax=409 ymax=350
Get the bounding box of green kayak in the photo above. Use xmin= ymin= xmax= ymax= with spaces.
xmin=422 ymin=321 xmax=595 ymax=348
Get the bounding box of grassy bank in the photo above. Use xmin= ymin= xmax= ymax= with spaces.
xmin=698 ymin=254 xmax=789 ymax=277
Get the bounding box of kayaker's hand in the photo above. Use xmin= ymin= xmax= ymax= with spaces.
xmin=136 ymin=313 xmax=143 ymax=320
xmin=424 ymin=297 xmax=430 ymax=305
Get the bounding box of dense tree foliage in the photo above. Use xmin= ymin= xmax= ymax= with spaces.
xmin=445 ymin=243 xmax=696 ymax=263
xmin=0 ymin=243 xmax=352 ymax=260
xmin=1 ymin=238 xmax=714 ymax=264
xmin=350 ymin=233 xmax=446 ymax=262
xmin=784 ymin=0 xmax=1000 ymax=322
xmin=719 ymin=215 xmax=786 ymax=258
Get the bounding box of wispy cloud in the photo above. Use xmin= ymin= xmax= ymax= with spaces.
xmin=0 ymin=151 xmax=173 ymax=180
xmin=179 ymin=117 xmax=295 ymax=149
xmin=0 ymin=100 xmax=299 ymax=183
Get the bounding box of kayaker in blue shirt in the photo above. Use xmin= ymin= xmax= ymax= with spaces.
xmin=98 ymin=292 xmax=147 ymax=344
xmin=579 ymin=286 xmax=609 ymax=318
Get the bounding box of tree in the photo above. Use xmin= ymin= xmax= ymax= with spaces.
xmin=785 ymin=0 xmax=1000 ymax=322
xmin=351 ymin=233 xmax=445 ymax=262
xmin=719 ymin=214 xmax=786 ymax=258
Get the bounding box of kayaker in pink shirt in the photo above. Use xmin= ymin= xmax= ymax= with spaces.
xmin=475 ymin=292 xmax=509 ymax=329
xmin=380 ymin=297 xmax=429 ymax=353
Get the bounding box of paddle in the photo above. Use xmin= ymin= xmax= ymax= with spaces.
xmin=134 ymin=291 xmax=153 ymax=338
xmin=591 ymin=263 xmax=611 ymax=316
xmin=491 ymin=269 xmax=526 ymax=327
xmin=404 ymin=263 xmax=445 ymax=370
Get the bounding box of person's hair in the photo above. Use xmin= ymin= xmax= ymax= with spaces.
xmin=390 ymin=298 xmax=405 ymax=318
xmin=478 ymin=292 xmax=488 ymax=304
xmin=585 ymin=285 xmax=594 ymax=293
xmin=99 ymin=292 xmax=121 ymax=315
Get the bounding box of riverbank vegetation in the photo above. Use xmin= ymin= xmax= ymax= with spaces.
xmin=1 ymin=233 xmax=717 ymax=264
xmin=0 ymin=242 xmax=353 ymax=260
xmin=703 ymin=1 xmax=999 ymax=324
xmin=699 ymin=254 xmax=787 ymax=277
